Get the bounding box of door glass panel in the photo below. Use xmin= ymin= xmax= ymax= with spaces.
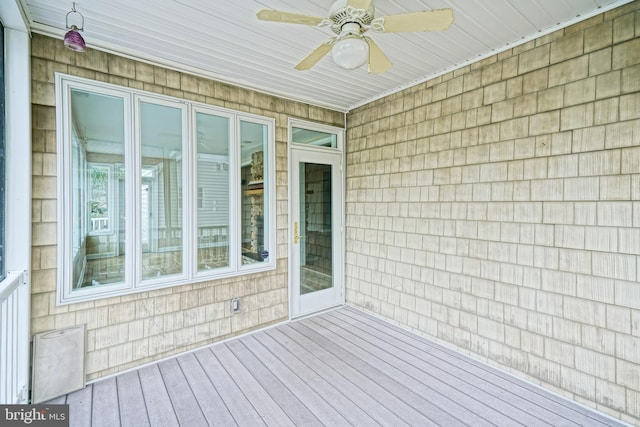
xmin=196 ymin=112 xmax=230 ymax=271
xmin=140 ymin=101 xmax=183 ymax=280
xmin=299 ymin=162 xmax=333 ymax=295
xmin=292 ymin=127 xmax=337 ymax=148
xmin=70 ymin=88 xmax=126 ymax=290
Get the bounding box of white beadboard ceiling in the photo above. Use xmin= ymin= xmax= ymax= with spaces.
xmin=21 ymin=0 xmax=633 ymax=112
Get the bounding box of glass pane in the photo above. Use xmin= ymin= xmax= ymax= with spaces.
xmin=299 ymin=162 xmax=333 ymax=295
xmin=196 ymin=112 xmax=230 ymax=271
xmin=70 ymin=88 xmax=126 ymax=290
xmin=292 ymin=127 xmax=337 ymax=148
xmin=88 ymin=165 xmax=111 ymax=233
xmin=140 ymin=101 xmax=183 ymax=280
xmin=240 ymin=121 xmax=269 ymax=265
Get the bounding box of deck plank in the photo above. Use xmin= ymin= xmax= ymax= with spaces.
xmin=265 ymin=327 xmax=400 ymax=426
xmin=137 ymin=364 xmax=179 ymax=427
xmin=66 ymin=384 xmax=92 ymax=427
xmin=290 ymin=319 xmax=461 ymax=426
xmin=335 ymin=308 xmax=575 ymax=423
xmin=325 ymin=309 xmax=555 ymax=426
xmin=91 ymin=377 xmax=120 ymax=427
xmin=176 ymin=352 xmax=237 ymax=426
xmin=242 ymin=334 xmax=352 ymax=427
xmin=57 ymin=306 xmax=627 ymax=427
xmin=224 ymin=339 xmax=324 ymax=426
xmin=193 ymin=347 xmax=268 ymax=426
xmin=212 ymin=344 xmax=296 ymax=427
xmin=282 ymin=323 xmax=434 ymax=426
xmin=310 ymin=313 xmax=522 ymax=427
xmin=339 ymin=306 xmax=620 ymax=426
xmin=157 ymin=358 xmax=208 ymax=427
xmin=116 ymin=370 xmax=150 ymax=427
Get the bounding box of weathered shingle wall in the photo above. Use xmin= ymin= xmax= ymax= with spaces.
xmin=30 ymin=33 xmax=343 ymax=381
xmin=346 ymin=2 xmax=640 ymax=423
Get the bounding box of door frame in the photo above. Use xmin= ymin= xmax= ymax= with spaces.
xmin=288 ymin=119 xmax=345 ymax=319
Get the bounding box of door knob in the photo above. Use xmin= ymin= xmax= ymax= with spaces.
xmin=293 ymin=222 xmax=306 ymax=244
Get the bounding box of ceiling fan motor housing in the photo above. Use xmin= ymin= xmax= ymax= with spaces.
xmin=328 ymin=0 xmax=375 ymax=35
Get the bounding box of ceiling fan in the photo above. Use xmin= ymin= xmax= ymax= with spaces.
xmin=257 ymin=0 xmax=454 ymax=73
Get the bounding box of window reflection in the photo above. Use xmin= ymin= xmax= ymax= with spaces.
xmin=196 ymin=112 xmax=230 ymax=271
xmin=292 ymin=127 xmax=337 ymax=148
xmin=299 ymin=163 xmax=333 ymax=295
xmin=240 ymin=121 xmax=268 ymax=264
xmin=60 ymin=76 xmax=276 ymax=302
xmin=139 ymin=101 xmax=184 ymax=281
xmin=70 ymin=88 xmax=126 ymax=289
xmin=88 ymin=165 xmax=111 ymax=233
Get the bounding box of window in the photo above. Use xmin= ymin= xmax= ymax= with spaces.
xmin=292 ymin=126 xmax=338 ymax=148
xmin=0 ymin=22 xmax=5 ymax=282
xmin=68 ymin=88 xmax=126 ymax=290
xmin=240 ymin=120 xmax=271 ymax=265
xmin=195 ymin=108 xmax=230 ymax=272
xmin=57 ymin=74 xmax=275 ymax=303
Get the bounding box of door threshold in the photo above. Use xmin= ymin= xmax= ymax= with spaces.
xmin=291 ymin=303 xmax=345 ymax=321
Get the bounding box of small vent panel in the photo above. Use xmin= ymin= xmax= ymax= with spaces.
xmin=32 ymin=325 xmax=86 ymax=403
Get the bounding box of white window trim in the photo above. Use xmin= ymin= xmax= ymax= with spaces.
xmin=289 ymin=118 xmax=344 ymax=151
xmin=56 ymin=73 xmax=276 ymax=305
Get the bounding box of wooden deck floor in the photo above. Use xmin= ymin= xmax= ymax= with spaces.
xmin=50 ymin=306 xmax=625 ymax=427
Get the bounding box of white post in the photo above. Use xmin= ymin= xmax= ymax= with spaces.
xmin=2 ymin=0 xmax=32 ymax=404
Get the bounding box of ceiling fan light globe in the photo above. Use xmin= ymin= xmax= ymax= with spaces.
xmin=332 ymin=37 xmax=369 ymax=70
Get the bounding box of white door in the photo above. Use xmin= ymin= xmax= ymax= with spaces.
xmin=290 ymin=148 xmax=344 ymax=318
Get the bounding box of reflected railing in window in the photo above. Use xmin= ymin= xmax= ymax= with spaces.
xmin=197 ymin=225 xmax=229 ymax=270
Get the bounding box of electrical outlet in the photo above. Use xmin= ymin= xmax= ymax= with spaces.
xmin=231 ymin=298 xmax=240 ymax=313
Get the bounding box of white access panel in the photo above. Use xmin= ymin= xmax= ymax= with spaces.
xmin=32 ymin=325 xmax=86 ymax=403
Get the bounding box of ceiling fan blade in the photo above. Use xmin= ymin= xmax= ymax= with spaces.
xmin=347 ymin=0 xmax=372 ymax=9
xmin=257 ymin=10 xmax=324 ymax=26
xmin=380 ymin=8 xmax=454 ymax=33
xmin=366 ymin=37 xmax=392 ymax=74
xmin=295 ymin=39 xmax=336 ymax=71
